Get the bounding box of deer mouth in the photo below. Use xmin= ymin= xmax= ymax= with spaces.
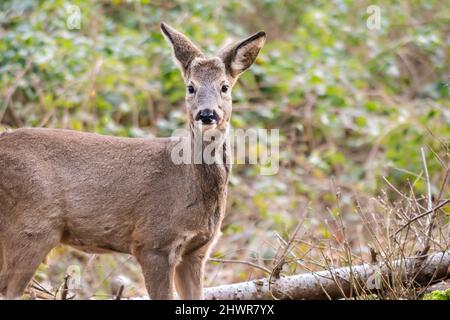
xmin=195 ymin=121 xmax=217 ymax=132
xmin=197 ymin=118 xmax=217 ymax=125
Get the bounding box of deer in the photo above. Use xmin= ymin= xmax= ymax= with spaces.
xmin=0 ymin=23 xmax=266 ymax=300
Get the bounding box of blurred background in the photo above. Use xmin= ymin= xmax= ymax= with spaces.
xmin=0 ymin=0 xmax=449 ymax=299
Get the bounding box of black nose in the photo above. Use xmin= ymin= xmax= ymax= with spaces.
xmin=195 ymin=109 xmax=218 ymax=124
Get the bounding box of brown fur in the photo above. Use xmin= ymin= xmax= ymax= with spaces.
xmin=0 ymin=23 xmax=265 ymax=299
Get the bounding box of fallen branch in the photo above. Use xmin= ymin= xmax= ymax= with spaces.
xmin=203 ymin=251 xmax=450 ymax=300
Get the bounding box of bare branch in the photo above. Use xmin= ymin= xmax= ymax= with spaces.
xmin=208 ymin=258 xmax=272 ymax=275
xmin=395 ymin=199 xmax=449 ymax=235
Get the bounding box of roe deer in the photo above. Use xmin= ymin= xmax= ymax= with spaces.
xmin=0 ymin=23 xmax=266 ymax=299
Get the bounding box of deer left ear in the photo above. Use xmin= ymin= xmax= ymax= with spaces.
xmin=219 ymin=31 xmax=266 ymax=78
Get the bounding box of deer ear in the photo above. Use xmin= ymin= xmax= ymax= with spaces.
xmin=219 ymin=31 xmax=266 ymax=78
xmin=161 ymin=23 xmax=203 ymax=76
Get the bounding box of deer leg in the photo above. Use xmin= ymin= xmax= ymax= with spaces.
xmin=0 ymin=243 xmax=6 ymax=297
xmin=137 ymin=249 xmax=175 ymax=300
xmin=3 ymin=234 xmax=58 ymax=299
xmin=175 ymin=252 xmax=206 ymax=300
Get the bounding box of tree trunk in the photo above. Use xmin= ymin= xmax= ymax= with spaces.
xmin=203 ymin=251 xmax=450 ymax=300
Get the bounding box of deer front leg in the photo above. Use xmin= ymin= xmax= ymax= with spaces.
xmin=175 ymin=251 xmax=207 ymax=300
xmin=137 ymin=249 xmax=175 ymax=300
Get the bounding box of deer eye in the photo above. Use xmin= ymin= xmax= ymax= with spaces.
xmin=187 ymin=85 xmax=195 ymax=94
xmin=221 ymin=85 xmax=229 ymax=93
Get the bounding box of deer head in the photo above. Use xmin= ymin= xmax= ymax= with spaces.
xmin=161 ymin=23 xmax=266 ymax=135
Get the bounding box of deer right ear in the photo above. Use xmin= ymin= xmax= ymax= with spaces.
xmin=161 ymin=23 xmax=203 ymax=77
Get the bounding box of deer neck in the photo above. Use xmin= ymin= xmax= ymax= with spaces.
xmin=187 ymin=123 xmax=231 ymax=193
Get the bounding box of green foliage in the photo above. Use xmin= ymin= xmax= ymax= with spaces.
xmin=423 ymin=289 xmax=450 ymax=300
